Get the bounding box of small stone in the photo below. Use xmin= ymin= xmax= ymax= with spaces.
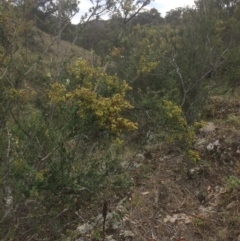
xmin=200 ymin=122 xmax=217 ymax=134
xmin=213 ymin=140 xmax=220 ymax=146
xmin=187 ymin=167 xmax=202 ymax=179
xmin=207 ymin=143 xmax=214 ymax=151
xmin=195 ymin=138 xmax=207 ymax=147
xmin=120 ymin=230 xmax=135 ymax=238
xmin=77 ymin=223 xmax=93 ymax=234
xmin=136 ymin=153 xmax=145 ymax=161
xmin=226 ymin=201 xmax=238 ymax=210
xmin=169 ymin=217 xmax=177 ymax=223
xmin=106 ymin=235 xmax=117 ymax=241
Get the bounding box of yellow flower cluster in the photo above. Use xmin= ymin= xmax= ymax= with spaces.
xmin=134 ymin=37 xmax=159 ymax=75
xmin=8 ymin=88 xmax=37 ymax=103
xmin=48 ymin=59 xmax=138 ymax=134
xmin=188 ymin=150 xmax=200 ymax=162
xmin=163 ymin=100 xmax=187 ymax=129
xmin=47 ymin=83 xmax=66 ymax=103
xmin=160 ymin=26 xmax=182 ymax=53
xmin=12 ymin=159 xmax=27 ymax=174
xmin=138 ymin=55 xmax=159 ymax=75
xmin=162 ymin=100 xmax=195 ymax=148
xmin=35 ymin=169 xmax=48 ymax=182
xmin=193 ymin=120 xmax=206 ymax=130
xmin=13 ymin=159 xmax=25 ymax=169
xmin=111 ymin=47 xmax=124 ymax=58
xmin=36 ymin=172 xmax=44 ymax=182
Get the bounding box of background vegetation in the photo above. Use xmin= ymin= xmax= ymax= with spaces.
xmin=1 ymin=0 xmax=240 ymax=240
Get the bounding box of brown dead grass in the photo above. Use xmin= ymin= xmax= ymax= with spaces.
xmin=62 ymin=94 xmax=240 ymax=241
xmin=32 ymin=28 xmax=100 ymax=64
xmin=12 ymin=27 xmax=100 ymax=80
xmin=115 ymin=95 xmax=240 ymax=241
xmin=117 ymin=144 xmax=240 ymax=241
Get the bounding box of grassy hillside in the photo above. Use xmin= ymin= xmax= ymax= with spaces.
xmin=32 ymin=28 xmax=99 ymax=64
xmin=13 ymin=27 xmax=100 ymax=79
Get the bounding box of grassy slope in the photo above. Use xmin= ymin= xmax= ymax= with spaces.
xmin=16 ymin=27 xmax=100 ymax=79
xmin=11 ymin=27 xmax=101 ymax=95
xmin=33 ymin=28 xmax=99 ymax=64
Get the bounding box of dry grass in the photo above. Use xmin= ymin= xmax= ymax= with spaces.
xmin=95 ymin=94 xmax=240 ymax=240
xmin=32 ymin=28 xmax=100 ymax=64
xmin=116 ymin=144 xmax=240 ymax=241
xmin=226 ymin=115 xmax=240 ymax=129
xmin=57 ymin=93 xmax=240 ymax=241
xmin=10 ymin=27 xmax=100 ymax=80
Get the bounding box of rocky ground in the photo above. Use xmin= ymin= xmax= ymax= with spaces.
xmin=63 ymin=95 xmax=240 ymax=241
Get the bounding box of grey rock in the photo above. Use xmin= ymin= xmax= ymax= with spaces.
xmin=187 ymin=167 xmax=203 ymax=179
xmin=200 ymin=122 xmax=217 ymax=134
xmin=77 ymin=223 xmax=93 ymax=234
xmin=207 ymin=143 xmax=215 ymax=151
xmin=95 ymin=212 xmax=122 ymax=230
xmin=135 ymin=153 xmax=145 ymax=161
xmin=120 ymin=230 xmax=135 ymax=238
xmin=121 ymin=161 xmax=142 ymax=169
xmin=106 ymin=235 xmax=117 ymax=241
xmin=194 ymin=138 xmax=207 ymax=147
xmin=226 ymin=201 xmax=238 ymax=210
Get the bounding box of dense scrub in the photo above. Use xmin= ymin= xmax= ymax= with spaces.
xmin=1 ymin=0 xmax=240 ymax=240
